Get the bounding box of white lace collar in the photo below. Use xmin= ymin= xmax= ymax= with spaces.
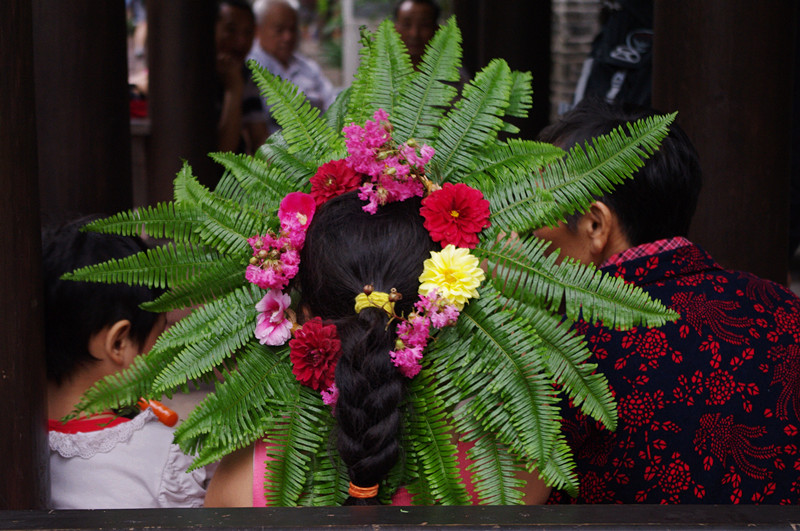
xmin=49 ymin=409 xmax=157 ymax=459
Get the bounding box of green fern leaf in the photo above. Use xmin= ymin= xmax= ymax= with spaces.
xmin=248 ymin=59 xmax=342 ymax=161
xmin=150 ymin=284 xmax=262 ymax=394
xmin=392 ymin=17 xmax=461 ymax=145
xmin=477 ymin=233 xmax=679 ymax=329
xmin=434 ymin=59 xmax=512 ymax=182
xmin=81 ymin=202 xmax=203 ymax=243
xmin=403 ymin=371 xmax=470 ymax=505
xmin=499 ymin=294 xmax=617 ymax=430
xmin=262 ymin=387 xmax=330 ymax=506
xmin=460 ymin=139 xmax=564 ymax=186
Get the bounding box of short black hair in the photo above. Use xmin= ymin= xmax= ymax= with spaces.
xmin=42 ymin=216 xmax=162 ymax=385
xmin=538 ymin=98 xmax=703 ymax=246
xmin=217 ymin=0 xmax=255 ymax=22
xmin=393 ymin=0 xmax=440 ymax=23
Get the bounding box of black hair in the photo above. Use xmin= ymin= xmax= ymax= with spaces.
xmin=217 ymin=0 xmax=255 ymax=22
xmin=42 ymin=216 xmax=162 ymax=385
xmin=298 ymin=192 xmax=438 ymax=505
xmin=537 ymin=98 xmax=703 ymax=246
xmin=393 ymin=0 xmax=440 ymax=23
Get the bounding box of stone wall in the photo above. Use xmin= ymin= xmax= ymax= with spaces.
xmin=550 ymin=0 xmax=602 ymax=122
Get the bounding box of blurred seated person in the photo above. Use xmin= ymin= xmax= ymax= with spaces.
xmin=394 ymin=0 xmax=439 ymax=69
xmin=535 ymin=99 xmax=800 ymax=504
xmin=45 ymin=217 xmax=214 ymax=509
xmin=248 ymin=0 xmax=334 ymax=136
xmin=216 ymin=0 xmax=268 ymax=153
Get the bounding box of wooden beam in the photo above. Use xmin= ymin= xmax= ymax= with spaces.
xmin=0 ymin=0 xmax=48 ymax=510
xmin=653 ymin=0 xmax=795 ymax=283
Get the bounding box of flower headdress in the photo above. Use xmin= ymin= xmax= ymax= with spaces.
xmin=64 ymin=19 xmax=677 ymax=505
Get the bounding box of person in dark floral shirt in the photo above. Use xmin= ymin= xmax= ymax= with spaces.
xmin=535 ymin=99 xmax=800 ymax=504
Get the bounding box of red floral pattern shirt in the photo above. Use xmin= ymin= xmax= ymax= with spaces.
xmin=548 ymin=240 xmax=800 ymax=504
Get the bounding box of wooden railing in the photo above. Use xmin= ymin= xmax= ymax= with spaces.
xmin=1 ymin=505 xmax=799 ymax=530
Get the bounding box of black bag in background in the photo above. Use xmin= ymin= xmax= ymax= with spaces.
xmin=573 ymin=0 xmax=653 ymax=108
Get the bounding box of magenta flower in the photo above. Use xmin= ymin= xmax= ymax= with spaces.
xmin=390 ymin=345 xmax=424 ymax=378
xmin=278 ymin=192 xmax=316 ymax=244
xmin=321 ymin=383 xmax=339 ymax=408
xmin=254 ymin=289 xmax=293 ymax=346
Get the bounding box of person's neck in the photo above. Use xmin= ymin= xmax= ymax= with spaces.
xmin=47 ymin=374 xmax=111 ymax=421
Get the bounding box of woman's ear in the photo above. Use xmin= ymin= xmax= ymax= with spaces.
xmin=584 ymin=201 xmax=631 ymax=262
xmin=104 ymin=320 xmax=133 ymax=367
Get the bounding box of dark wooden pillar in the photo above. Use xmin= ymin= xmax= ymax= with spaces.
xmin=1 ymin=1 xmax=49 ymax=510
xmin=146 ymin=0 xmax=218 ymax=203
xmin=453 ymin=0 xmax=551 ymax=138
xmin=652 ymin=1 xmax=795 ymax=284
xmin=32 ymin=0 xmax=133 ymax=226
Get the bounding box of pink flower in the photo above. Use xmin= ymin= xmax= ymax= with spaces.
xmin=321 ymin=383 xmax=339 ymax=408
xmin=246 ymin=264 xmax=286 ymax=290
xmin=278 ymin=192 xmax=316 ymax=242
xmin=390 ymin=345 xmax=424 ymax=378
xmin=255 ymin=289 xmax=293 ymax=346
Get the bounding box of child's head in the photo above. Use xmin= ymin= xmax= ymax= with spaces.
xmin=298 ymin=192 xmax=438 ymax=504
xmin=42 ymin=216 xmax=163 ymax=385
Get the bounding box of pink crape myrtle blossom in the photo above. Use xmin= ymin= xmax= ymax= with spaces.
xmin=254 ymin=289 xmax=293 ymax=346
xmin=390 ymin=345 xmax=424 ymax=378
xmin=321 ymin=383 xmax=339 ymax=408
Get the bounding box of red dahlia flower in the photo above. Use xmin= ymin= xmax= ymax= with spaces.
xmin=310 ymin=159 xmax=362 ymax=205
xmin=289 ymin=317 xmax=341 ymax=391
xmin=420 ymin=183 xmax=491 ymax=248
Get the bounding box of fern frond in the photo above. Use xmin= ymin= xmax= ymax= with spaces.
xmin=392 ymin=17 xmax=461 ymax=146
xmin=174 ymin=341 xmax=292 ymax=455
xmin=81 ymin=202 xmax=203 ymax=243
xmin=500 ymin=295 xmax=617 ymax=430
xmin=403 ymin=371 xmax=470 ymax=505
xmin=257 ymin=132 xmax=327 ymax=183
xmin=460 ymin=139 xmax=564 ymax=186
xmin=209 ymin=151 xmax=305 ymax=210
xmin=173 ymin=167 xmax=271 ymax=256
xmin=62 ymin=241 xmax=220 ymax=290
xmin=142 ymin=255 xmax=245 ymax=313
xmin=263 ymin=387 xmax=330 ymax=506
xmin=433 ymin=59 xmax=512 ymax=183
xmin=248 ymin=60 xmax=343 ymax=161
xmin=440 ymin=289 xmax=563 ymax=470
xmin=454 ymin=411 xmax=527 ymax=505
xmin=477 ymin=233 xmax=679 ymax=329
xmin=150 ymin=285 xmax=262 ymax=394
xmin=503 ymin=112 xmax=676 ymax=230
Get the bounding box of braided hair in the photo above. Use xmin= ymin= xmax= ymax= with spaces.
xmin=298 ymin=192 xmax=437 ymax=504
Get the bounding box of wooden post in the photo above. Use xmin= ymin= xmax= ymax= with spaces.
xmin=652 ymin=0 xmax=795 ymax=284
xmin=0 ymin=1 xmax=49 ymax=510
xmin=453 ymin=0 xmax=552 ymax=138
xmin=146 ymin=0 xmax=218 ymax=203
xmin=32 ymin=0 xmax=133 ymax=226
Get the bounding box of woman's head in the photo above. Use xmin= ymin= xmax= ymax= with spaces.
xmin=298 ymin=191 xmax=437 ymax=504
xmin=299 ymin=192 xmax=437 ymax=321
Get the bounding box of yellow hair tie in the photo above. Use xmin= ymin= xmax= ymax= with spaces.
xmin=354 ymin=291 xmax=394 ymax=317
xmin=348 ymin=482 xmax=379 ymax=499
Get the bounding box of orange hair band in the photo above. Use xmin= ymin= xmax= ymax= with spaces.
xmin=348 ymin=482 xmax=379 ymax=499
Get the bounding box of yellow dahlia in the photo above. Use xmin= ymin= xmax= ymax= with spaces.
xmin=418 ymin=245 xmax=485 ymax=310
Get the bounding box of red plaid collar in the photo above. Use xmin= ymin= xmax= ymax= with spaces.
xmin=600 ymin=236 xmax=692 ymax=268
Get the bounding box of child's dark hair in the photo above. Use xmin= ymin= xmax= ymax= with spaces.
xmin=42 ymin=216 xmax=162 ymax=385
xmin=298 ymin=192 xmax=438 ymax=505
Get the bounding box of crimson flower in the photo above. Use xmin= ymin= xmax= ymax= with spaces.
xmin=420 ymin=183 xmax=491 ymax=248
xmin=289 ymin=317 xmax=341 ymax=391
xmin=310 ymin=159 xmax=362 ymax=205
